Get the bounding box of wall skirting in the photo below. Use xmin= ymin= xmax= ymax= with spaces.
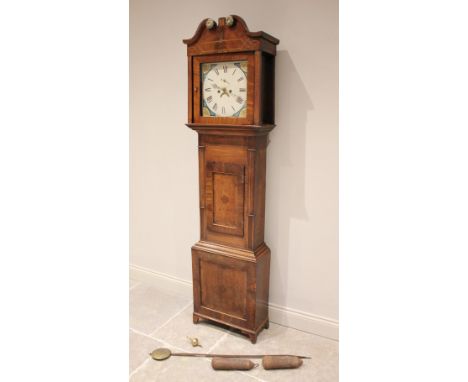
xmin=130 ymin=264 xmax=339 ymax=341
xmin=130 ymin=264 xmax=192 ymax=296
xmin=267 ymin=303 xmax=338 ymax=340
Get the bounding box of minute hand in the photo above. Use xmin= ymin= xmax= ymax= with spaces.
xmin=231 ymin=92 xmax=244 ymax=100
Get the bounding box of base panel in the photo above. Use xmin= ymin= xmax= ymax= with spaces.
xmin=191 ymin=241 xmax=270 ymax=344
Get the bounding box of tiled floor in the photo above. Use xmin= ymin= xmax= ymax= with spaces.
xmin=129 ymin=279 xmax=338 ymax=381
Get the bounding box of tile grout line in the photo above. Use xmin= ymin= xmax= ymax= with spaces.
xmin=206 ymin=331 xmax=229 ymax=354
xmin=129 ymin=287 xmax=191 ymax=378
xmin=239 ymin=370 xmax=268 ymax=382
xmin=147 ymin=301 xmax=193 ymax=337
xmin=129 ymin=282 xmax=141 ymax=291
xmin=131 ymin=327 xmax=188 ymax=353
xmin=129 ymin=357 xmax=150 ymax=379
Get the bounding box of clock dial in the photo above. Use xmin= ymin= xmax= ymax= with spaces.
xmin=201 ymin=61 xmax=248 ymax=117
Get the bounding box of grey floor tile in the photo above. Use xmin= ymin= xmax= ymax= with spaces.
xmin=130 ymin=283 xmax=191 ymax=334
xmin=151 ymin=305 xmax=229 ymax=351
xmin=212 ymin=323 xmax=338 ymax=382
xmin=129 ymin=329 xmax=164 ymax=374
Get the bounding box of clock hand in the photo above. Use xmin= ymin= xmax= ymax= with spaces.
xmin=210 ymin=82 xmax=230 ymax=97
xmin=219 ymin=87 xmax=230 ymax=98
xmin=212 ymin=83 xmax=230 ymax=96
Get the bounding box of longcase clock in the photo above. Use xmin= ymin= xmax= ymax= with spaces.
xmin=183 ymin=15 xmax=279 ymax=343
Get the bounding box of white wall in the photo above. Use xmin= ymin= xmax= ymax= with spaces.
xmin=130 ymin=0 xmax=338 ymax=337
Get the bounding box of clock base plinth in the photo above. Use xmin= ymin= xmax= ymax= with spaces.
xmin=191 ymin=241 xmax=270 ymax=344
xmin=193 ymin=312 xmax=269 ymax=345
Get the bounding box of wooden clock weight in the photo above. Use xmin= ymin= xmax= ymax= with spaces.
xmin=183 ymin=15 xmax=279 ymax=344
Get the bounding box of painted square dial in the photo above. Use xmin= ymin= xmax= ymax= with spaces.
xmin=201 ymin=61 xmax=247 ymax=117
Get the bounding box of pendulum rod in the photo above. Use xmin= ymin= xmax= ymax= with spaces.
xmin=150 ymin=347 xmax=310 ymax=361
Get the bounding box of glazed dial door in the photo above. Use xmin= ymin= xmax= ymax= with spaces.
xmin=201 ymin=61 xmax=248 ymax=118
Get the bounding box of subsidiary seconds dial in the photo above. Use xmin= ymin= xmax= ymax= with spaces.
xmin=201 ymin=61 xmax=247 ymax=117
